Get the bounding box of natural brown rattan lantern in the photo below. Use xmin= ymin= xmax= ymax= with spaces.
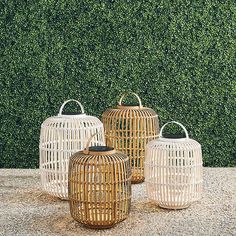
xmin=68 ymin=133 xmax=131 ymax=229
xmin=145 ymin=121 xmax=203 ymax=209
xmin=102 ymin=93 xmax=159 ymax=183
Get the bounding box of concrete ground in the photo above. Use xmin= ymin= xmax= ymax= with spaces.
xmin=0 ymin=168 xmax=235 ymax=236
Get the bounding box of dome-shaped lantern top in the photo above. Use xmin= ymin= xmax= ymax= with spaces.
xmin=145 ymin=121 xmax=203 ymax=209
xmin=102 ymin=92 xmax=159 ymax=183
xmin=39 ymin=99 xmax=105 ymax=199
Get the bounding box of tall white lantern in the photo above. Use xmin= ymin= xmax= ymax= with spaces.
xmin=145 ymin=121 xmax=203 ymax=209
xmin=39 ymin=99 xmax=105 ymax=199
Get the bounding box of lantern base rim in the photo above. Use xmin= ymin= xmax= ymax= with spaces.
xmin=159 ymin=204 xmax=190 ymax=210
xmin=81 ymin=216 xmax=127 ymax=229
xmin=83 ymin=223 xmax=115 ymax=229
xmin=41 ymin=186 xmax=69 ymax=200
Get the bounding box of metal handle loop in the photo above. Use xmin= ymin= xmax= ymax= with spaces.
xmin=159 ymin=121 xmax=189 ymax=139
xmin=58 ymin=99 xmax=84 ymax=116
xmin=118 ymin=92 xmax=142 ymax=107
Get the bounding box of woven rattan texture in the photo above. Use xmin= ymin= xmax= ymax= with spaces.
xmin=102 ymin=93 xmax=159 ymax=183
xmin=40 ymin=100 xmax=105 ymax=199
xmin=145 ymin=122 xmax=203 ymax=209
xmin=68 ymin=149 xmax=131 ymax=228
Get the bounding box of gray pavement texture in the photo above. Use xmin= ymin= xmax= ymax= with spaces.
xmin=0 ymin=168 xmax=235 ymax=236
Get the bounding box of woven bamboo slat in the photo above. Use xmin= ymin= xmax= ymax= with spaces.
xmin=68 ymin=133 xmax=131 ymax=229
xmin=39 ymin=99 xmax=105 ymax=199
xmin=102 ymin=92 xmax=159 ymax=183
xmin=145 ymin=121 xmax=203 ymax=209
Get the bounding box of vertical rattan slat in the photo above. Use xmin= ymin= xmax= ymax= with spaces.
xmin=68 ymin=133 xmax=132 ymax=229
xmin=145 ymin=121 xmax=203 ymax=209
xmin=39 ymin=99 xmax=105 ymax=199
xmin=102 ymin=93 xmax=159 ymax=183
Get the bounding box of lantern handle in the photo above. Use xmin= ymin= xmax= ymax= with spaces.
xmin=58 ymin=99 xmax=85 ymax=116
xmin=159 ymin=121 xmax=189 ymax=139
xmin=84 ymin=133 xmax=113 ymax=154
xmin=118 ymin=92 xmax=142 ymax=108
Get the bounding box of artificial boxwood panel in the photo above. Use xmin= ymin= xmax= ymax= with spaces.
xmin=0 ymin=0 xmax=235 ymax=168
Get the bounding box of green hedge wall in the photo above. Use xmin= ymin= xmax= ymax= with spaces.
xmin=1 ymin=0 xmax=236 ymax=168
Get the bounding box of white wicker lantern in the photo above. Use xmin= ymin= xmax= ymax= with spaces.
xmin=40 ymin=99 xmax=105 ymax=199
xmin=145 ymin=121 xmax=203 ymax=209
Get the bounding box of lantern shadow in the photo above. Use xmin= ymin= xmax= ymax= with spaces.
xmin=34 ymin=192 xmax=64 ymax=203
xmin=19 ymin=189 xmax=64 ymax=203
xmin=132 ymin=200 xmax=171 ymax=213
xmin=51 ymin=215 xmax=78 ymax=232
xmin=51 ymin=215 xmax=115 ymax=234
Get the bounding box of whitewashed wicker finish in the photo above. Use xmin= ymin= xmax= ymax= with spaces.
xmin=145 ymin=121 xmax=203 ymax=209
xmin=40 ymin=99 xmax=105 ymax=199
xmin=102 ymin=93 xmax=159 ymax=184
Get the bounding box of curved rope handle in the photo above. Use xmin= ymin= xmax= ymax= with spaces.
xmin=84 ymin=133 xmax=113 ymax=154
xmin=58 ymin=99 xmax=85 ymax=116
xmin=159 ymin=121 xmax=189 ymax=139
xmin=118 ymin=92 xmax=142 ymax=107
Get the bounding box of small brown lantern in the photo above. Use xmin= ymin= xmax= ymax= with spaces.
xmin=102 ymin=92 xmax=159 ymax=183
xmin=68 ymin=133 xmax=132 ymax=229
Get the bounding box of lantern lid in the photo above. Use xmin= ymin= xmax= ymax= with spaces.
xmin=83 ymin=146 xmax=116 ymax=155
xmin=57 ymin=112 xmax=86 ymax=118
xmin=158 ymin=134 xmax=187 ymax=142
xmin=117 ymin=103 xmax=144 ymax=109
xmin=158 ymin=137 xmax=188 ymax=142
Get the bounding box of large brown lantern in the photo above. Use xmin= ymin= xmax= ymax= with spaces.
xmin=102 ymin=93 xmax=159 ymax=183
xmin=68 ymin=134 xmax=131 ymax=229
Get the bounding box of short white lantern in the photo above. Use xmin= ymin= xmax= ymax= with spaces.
xmin=40 ymin=99 xmax=105 ymax=199
xmin=145 ymin=121 xmax=203 ymax=209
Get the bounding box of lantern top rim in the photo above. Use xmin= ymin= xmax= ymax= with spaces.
xmin=117 ymin=104 xmax=144 ymax=110
xmin=158 ymin=137 xmax=188 ymax=142
xmin=57 ymin=113 xmax=87 ymax=118
xmin=148 ymin=137 xmax=201 ymax=146
xmin=82 ymin=146 xmax=116 ymax=155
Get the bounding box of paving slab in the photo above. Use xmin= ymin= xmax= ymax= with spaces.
xmin=0 ymin=168 xmax=235 ymax=236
